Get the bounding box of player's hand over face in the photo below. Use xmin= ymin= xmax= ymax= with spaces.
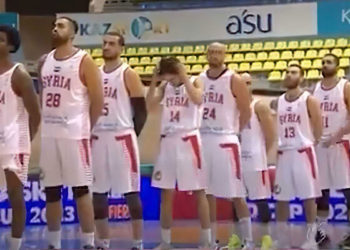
xmin=177 ymin=63 xmax=188 ymax=83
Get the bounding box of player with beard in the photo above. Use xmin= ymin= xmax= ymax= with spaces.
xmin=91 ymin=32 xmax=147 ymax=250
xmin=274 ymin=64 xmax=322 ymax=249
xmin=313 ymin=54 xmax=350 ymax=248
xmin=39 ymin=17 xmax=104 ymax=249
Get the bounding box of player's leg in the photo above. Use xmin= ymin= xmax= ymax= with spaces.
xmin=193 ymin=189 xmax=211 ymax=247
xmin=303 ymin=198 xmax=318 ymax=248
xmin=125 ymin=192 xmax=143 ymax=249
xmin=160 ymin=189 xmax=174 ymax=248
xmin=232 ymin=197 xmax=253 ymax=246
xmin=276 ymin=200 xmax=290 ymax=248
xmin=337 ymin=188 xmax=350 ymax=248
xmin=93 ymin=192 xmax=109 ymax=249
xmin=316 ymin=189 xmax=330 ymax=244
xmin=206 ymin=194 xmax=217 ymax=242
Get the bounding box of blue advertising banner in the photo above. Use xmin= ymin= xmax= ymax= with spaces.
xmin=0 ymin=13 xmax=18 ymax=29
xmin=318 ymin=0 xmax=350 ymax=36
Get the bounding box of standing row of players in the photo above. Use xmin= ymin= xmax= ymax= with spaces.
xmin=0 ymin=16 xmax=349 ymax=250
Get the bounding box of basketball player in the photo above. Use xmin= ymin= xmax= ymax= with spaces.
xmin=0 ymin=25 xmax=40 ymax=250
xmin=147 ymin=57 xmax=211 ymax=249
xmin=240 ymin=73 xmax=275 ymax=249
xmin=92 ymin=32 xmax=147 ymax=250
xmin=313 ymin=54 xmax=350 ymax=248
xmin=199 ymin=42 xmax=253 ymax=249
xmin=38 ymin=17 xmax=104 ymax=249
xmin=274 ymin=64 xmax=322 ymax=249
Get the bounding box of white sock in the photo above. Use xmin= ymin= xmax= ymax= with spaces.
xmin=276 ymin=221 xmax=289 ymax=247
xmin=81 ymin=232 xmax=94 ymax=247
xmin=316 ymin=215 xmax=328 ymax=233
xmin=96 ymin=238 xmax=110 ymax=248
xmin=239 ymin=217 xmax=253 ymax=243
xmin=9 ymin=237 xmax=22 ymax=250
xmin=200 ymin=228 xmax=212 ymax=245
xmin=47 ymin=230 xmax=61 ymax=249
xmin=211 ymin=222 xmax=217 ymax=242
xmin=161 ymin=228 xmax=171 ymax=244
xmin=132 ymin=239 xmax=143 ymax=248
xmin=261 ymin=222 xmax=271 ymax=236
xmin=307 ymin=223 xmax=317 ymax=240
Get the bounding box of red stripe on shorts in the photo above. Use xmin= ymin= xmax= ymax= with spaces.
xmin=337 ymin=140 xmax=350 ymax=166
xmin=81 ymin=139 xmax=91 ymax=166
xmin=298 ymin=147 xmax=316 ymax=179
xmin=262 ymin=170 xmax=266 ymax=186
xmin=219 ymin=143 xmax=241 ymax=180
xmin=182 ymin=135 xmax=202 ymax=169
xmin=116 ymin=134 xmax=138 ymax=173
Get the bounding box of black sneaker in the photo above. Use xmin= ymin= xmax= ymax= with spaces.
xmin=83 ymin=245 xmax=95 ymax=249
xmin=315 ymin=229 xmax=330 ymax=247
xmin=48 ymin=245 xmax=59 ymax=250
xmin=338 ymin=233 xmax=350 ymax=249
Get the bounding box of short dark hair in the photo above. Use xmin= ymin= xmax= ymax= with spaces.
xmin=105 ymin=31 xmax=125 ymax=46
xmin=289 ymin=63 xmax=304 ymax=77
xmin=323 ymin=53 xmax=339 ymax=66
xmin=0 ymin=25 xmax=20 ymax=53
xmin=57 ymin=16 xmax=79 ymax=34
xmin=158 ymin=57 xmax=181 ymax=75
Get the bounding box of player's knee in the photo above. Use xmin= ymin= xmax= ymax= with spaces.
xmin=72 ymin=186 xmax=89 ymax=199
xmin=45 ymin=186 xmax=62 ymax=203
xmin=93 ymin=192 xmax=108 ymax=220
xmin=125 ymin=192 xmax=143 ymax=220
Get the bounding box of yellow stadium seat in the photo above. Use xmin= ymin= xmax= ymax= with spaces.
xmin=263 ymin=61 xmax=275 ymax=71
xmin=300 ymin=40 xmax=311 ymax=49
xmin=184 ymin=64 xmax=191 ymax=72
xmin=198 ymin=55 xmax=207 ymax=63
xmin=344 ymin=48 xmax=350 ymax=57
xmin=245 ymin=52 xmax=256 ymax=61
xmin=239 ymin=62 xmax=250 ymax=72
xmin=240 ymin=43 xmax=251 ymax=51
xmin=94 ymin=58 xmax=104 ymax=66
xmin=264 ymin=41 xmax=275 ymax=51
xmin=204 ymin=64 xmax=209 ymax=70
xmin=340 ymin=58 xmax=350 ymax=68
xmin=288 ymin=41 xmax=299 ymax=50
xmin=145 ymin=66 xmax=155 ymax=74
xmin=288 ymin=60 xmax=299 ymax=66
xmin=92 ymin=48 xmax=102 ymax=57
xmin=336 ymin=38 xmax=348 ymax=48
xmin=151 ymin=56 xmax=161 ymax=64
xmin=176 ymin=56 xmax=186 ymax=63
xmin=126 ymin=47 xmax=137 ymax=55
xmin=228 ymin=43 xmax=240 ymax=52
xmin=140 ymin=57 xmax=151 ymax=64
xmin=268 ymin=71 xmax=282 ymax=81
xmin=257 ymin=52 xmax=268 ymax=61
xmin=305 ymin=50 xmax=318 ymax=59
xmin=318 ymin=49 xmax=330 ymax=58
xmin=83 ymin=48 xmax=91 ymax=54
xmin=275 ymin=61 xmax=287 ymax=70
xmin=128 ymin=57 xmax=139 ymax=65
xmin=252 ymin=42 xmax=263 ymax=51
xmin=268 ymin=51 xmax=280 ymax=60
xmin=301 ymin=60 xmax=312 ymax=69
xmin=338 ymin=69 xmax=346 ymax=78
xmin=250 ymin=62 xmax=263 ymax=71
xmin=149 ymin=47 xmax=159 ymax=54
xmin=276 ymin=41 xmax=287 ymax=50
xmin=194 ymin=45 xmax=205 ymax=53
xmin=331 ymin=48 xmax=343 ymax=57
xmin=324 ymin=39 xmax=336 ymax=48
xmin=183 ymin=45 xmax=194 ymax=54
xmin=137 ymin=47 xmax=148 ymax=54
xmin=160 ymin=46 xmax=170 ymax=54
xmin=233 ymin=53 xmax=244 ymax=62
xmin=281 ymin=51 xmax=293 ymax=60
xmin=225 ymin=54 xmax=233 ymax=62
xmin=121 ymin=57 xmax=128 ymax=63
xmin=312 ymin=39 xmax=324 ymax=49
xmin=306 ymin=69 xmax=320 ymax=80
xmin=191 ymin=64 xmax=203 ymax=73
xmin=294 ymin=50 xmax=305 ymax=60
xmin=186 ymin=56 xmax=197 ymax=63
xmin=228 ymin=63 xmax=239 ymax=71
xmin=134 ymin=66 xmax=144 ymax=74
xmin=172 ymin=46 xmax=182 ymax=54
xmin=312 ymin=59 xmax=322 ymax=69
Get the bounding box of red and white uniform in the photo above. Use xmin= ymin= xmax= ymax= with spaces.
xmin=200 ymin=69 xmax=245 ymax=198
xmin=0 ymin=63 xmax=30 ymax=188
xmin=152 ymin=78 xmax=206 ymax=191
xmin=275 ymin=91 xmax=321 ymax=201
xmin=40 ymin=49 xmax=92 ymax=187
xmin=241 ymin=100 xmax=271 ymax=200
xmin=313 ymin=78 xmax=350 ymax=190
xmin=92 ymin=63 xmax=140 ymax=195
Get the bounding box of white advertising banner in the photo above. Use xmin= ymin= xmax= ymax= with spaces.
xmin=58 ymin=2 xmax=317 ymax=46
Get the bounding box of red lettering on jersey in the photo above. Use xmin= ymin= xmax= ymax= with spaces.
xmin=204 ymin=92 xmax=224 ymax=104
xmin=104 ymin=86 xmax=117 ymax=99
xmin=320 ymin=102 xmax=339 ymax=112
xmin=0 ymin=92 xmax=5 ymax=104
xmin=279 ymin=113 xmax=301 ymax=125
xmin=42 ymin=75 xmax=71 ymax=91
xmin=166 ymin=97 xmax=189 ymax=107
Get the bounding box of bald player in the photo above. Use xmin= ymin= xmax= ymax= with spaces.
xmin=240 ymin=73 xmax=275 ymax=249
xmin=200 ymin=43 xmax=254 ymax=249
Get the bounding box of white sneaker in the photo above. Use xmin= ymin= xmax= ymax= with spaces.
xmin=153 ymin=242 xmax=172 ymax=250
xmin=301 ymin=239 xmax=318 ymax=250
xmin=241 ymin=240 xmax=255 ymax=250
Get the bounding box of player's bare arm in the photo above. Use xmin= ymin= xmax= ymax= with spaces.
xmin=179 ymin=65 xmax=203 ymax=105
xmin=146 ymin=70 xmax=166 ymax=111
xmin=307 ymin=95 xmax=323 ymax=143
xmin=124 ymin=67 xmax=147 ymax=136
xmin=12 ymin=64 xmax=41 ymax=141
xmin=232 ymin=74 xmax=251 ymax=130
xmin=255 ymin=101 xmax=276 ymax=154
xmin=81 ymin=54 xmax=104 ymax=128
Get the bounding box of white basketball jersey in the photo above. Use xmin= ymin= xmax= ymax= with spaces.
xmin=160 ymin=77 xmax=202 ymax=135
xmin=278 ymin=91 xmax=314 ymax=150
xmin=240 ymin=100 xmax=267 ymax=171
xmin=200 ymin=69 xmax=239 ymax=134
xmin=0 ymin=63 xmax=30 ymax=154
xmin=313 ymin=78 xmax=348 ymax=139
xmin=41 ymin=49 xmax=90 ymax=139
xmin=93 ymin=63 xmax=133 ymax=133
